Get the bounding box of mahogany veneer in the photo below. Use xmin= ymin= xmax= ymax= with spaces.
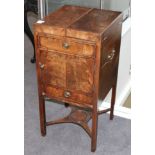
xmin=34 ymin=5 xmax=122 ymax=152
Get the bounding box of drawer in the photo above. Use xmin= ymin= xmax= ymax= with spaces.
xmin=39 ymin=36 xmax=95 ymax=57
xmin=44 ymin=86 xmax=93 ymax=107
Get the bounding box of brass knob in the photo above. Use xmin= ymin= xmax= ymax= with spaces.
xmin=112 ymin=49 xmax=116 ymax=53
xmin=42 ymin=92 xmax=46 ymax=96
xmin=64 ymin=91 xmax=71 ymax=98
xmin=63 ymin=42 xmax=70 ymax=49
xmin=103 ymin=36 xmax=108 ymax=41
xmin=107 ymin=49 xmax=115 ymax=60
xmin=108 ymin=55 xmax=112 ymax=59
xmin=39 ymin=62 xmax=44 ymax=69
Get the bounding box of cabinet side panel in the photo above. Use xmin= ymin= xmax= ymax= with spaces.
xmin=98 ymin=16 xmax=123 ymax=101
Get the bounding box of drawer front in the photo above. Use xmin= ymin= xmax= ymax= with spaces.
xmin=39 ymin=36 xmax=95 ymax=57
xmin=45 ymin=86 xmax=93 ymax=106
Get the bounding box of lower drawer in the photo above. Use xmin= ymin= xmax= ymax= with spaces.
xmin=44 ymin=86 xmax=93 ymax=108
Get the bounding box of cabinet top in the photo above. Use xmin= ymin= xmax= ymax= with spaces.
xmin=34 ymin=5 xmax=122 ymax=41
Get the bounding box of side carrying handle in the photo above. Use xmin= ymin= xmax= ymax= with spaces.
xmin=107 ymin=49 xmax=116 ymax=61
xmin=101 ymin=48 xmax=116 ymax=69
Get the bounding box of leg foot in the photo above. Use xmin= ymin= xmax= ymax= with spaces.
xmin=41 ymin=132 xmax=46 ymax=137
xmin=110 ymin=85 xmax=116 ymax=120
xmin=64 ymin=103 xmax=69 ymax=108
xmin=91 ymin=147 xmax=96 ymax=152
xmin=30 ymin=56 xmax=36 ymax=63
xmin=110 ymin=114 xmax=114 ymax=120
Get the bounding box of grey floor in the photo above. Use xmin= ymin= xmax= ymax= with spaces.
xmin=24 ymin=13 xmax=131 ymax=155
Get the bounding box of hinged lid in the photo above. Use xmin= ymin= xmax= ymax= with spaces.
xmin=34 ymin=5 xmax=122 ymax=41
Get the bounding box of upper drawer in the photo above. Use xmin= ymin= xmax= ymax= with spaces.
xmin=38 ymin=36 xmax=95 ymax=57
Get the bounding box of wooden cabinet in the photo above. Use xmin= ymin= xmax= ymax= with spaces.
xmin=34 ymin=5 xmax=122 ymax=152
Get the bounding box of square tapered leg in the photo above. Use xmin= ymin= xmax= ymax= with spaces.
xmin=39 ymin=96 xmax=46 ymax=136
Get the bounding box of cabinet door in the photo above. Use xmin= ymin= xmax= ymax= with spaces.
xmin=66 ymin=56 xmax=94 ymax=94
xmin=39 ymin=50 xmax=66 ymax=88
xmin=39 ymin=50 xmax=94 ymax=94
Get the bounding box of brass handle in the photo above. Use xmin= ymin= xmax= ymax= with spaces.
xmin=63 ymin=42 xmax=70 ymax=49
xmin=112 ymin=49 xmax=116 ymax=53
xmin=103 ymin=36 xmax=108 ymax=41
xmin=107 ymin=49 xmax=116 ymax=60
xmin=102 ymin=49 xmax=116 ymax=69
xmin=64 ymin=91 xmax=71 ymax=98
xmin=39 ymin=62 xmax=44 ymax=69
xmin=107 ymin=54 xmax=113 ymax=59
